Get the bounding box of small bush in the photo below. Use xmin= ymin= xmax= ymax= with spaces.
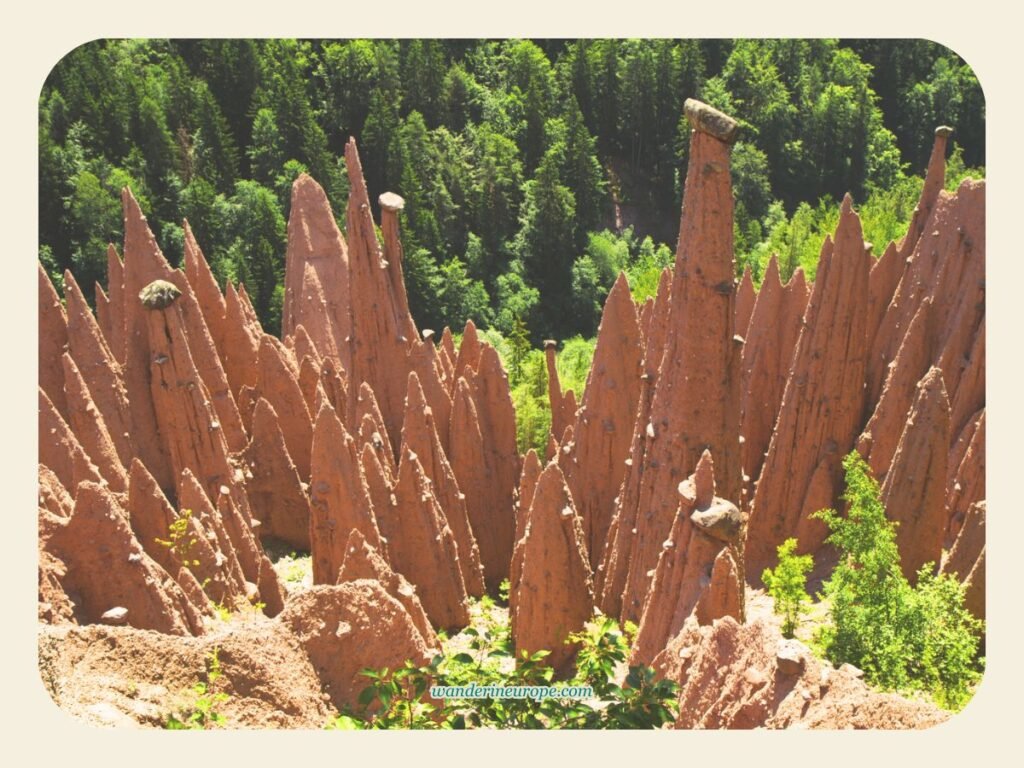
xmin=813 ymin=452 xmax=984 ymax=710
xmin=761 ymin=538 xmax=813 ymax=638
xmin=165 ymin=647 xmax=230 ymax=729
xmin=332 ymin=604 xmax=677 ymax=730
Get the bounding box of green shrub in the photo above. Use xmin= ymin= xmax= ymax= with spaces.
xmin=164 ymin=647 xmax=230 ymax=729
xmin=331 ymin=606 xmax=677 ymax=730
xmin=761 ymin=538 xmax=813 ymax=638
xmin=813 ymin=452 xmax=984 ymax=710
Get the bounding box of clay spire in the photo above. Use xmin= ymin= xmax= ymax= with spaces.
xmin=595 ymin=369 xmax=655 ymax=618
xmin=120 ymin=187 xmax=175 ymax=488
xmin=105 ymin=244 xmax=127 ymax=364
xmin=94 ymin=282 xmax=112 ymax=351
xmin=940 ymin=501 xmax=985 ymax=620
xmin=739 ymin=255 xmax=809 ymax=500
xmin=611 ymin=99 xmax=743 ymax=622
xmin=182 ymin=220 xmax=228 ymax=361
xmin=294 ymin=262 xmax=342 ymax=363
xmin=60 ymin=353 xmax=127 ymax=492
xmin=309 ymin=402 xmax=385 ymax=585
xmin=880 ymin=367 xmax=950 ymax=581
xmin=143 ymin=279 xmax=235 ymax=500
xmin=407 ymin=334 xmax=454 ymax=455
xmin=125 ymin=460 xmax=213 ymax=610
xmin=376 ymin=447 xmax=470 ymax=631
xmin=283 ymin=172 xmax=352 ymax=375
xmin=439 ymin=326 xmax=457 ymax=382
xmin=222 ymin=281 xmax=261 ymax=396
xmin=511 ymin=461 xmax=593 ymax=675
xmin=452 ymin=319 xmax=482 ymax=383
xmin=631 ymin=450 xmax=745 ymax=665
xmin=570 ymin=273 xmax=643 ymax=562
xmin=242 ymin=398 xmax=311 ymax=550
xmin=947 ymin=409 xmax=985 ymax=541
xmin=899 ymin=126 xmax=953 ymax=260
xmin=858 ymin=298 xmax=934 ymax=481
xmin=400 ymin=372 xmax=486 ymax=596
xmin=344 ymin=138 xmax=415 ymax=450
xmin=379 ymin=191 xmax=419 ymax=342
xmin=39 ymin=387 xmax=102 ymax=494
xmin=545 ymin=340 xmax=571 ymax=439
xmin=747 ymin=197 xmax=872 ymax=576
xmin=39 ymin=264 xmax=70 ymax=421
xmin=62 ymin=268 xmax=134 ymax=466
xmin=256 ymin=334 xmax=313 ymax=478
xmin=355 ymin=381 xmax=397 ymax=473
xmin=175 ymin=469 xmax=251 ymax=606
xmin=449 ymin=363 xmax=517 ymax=593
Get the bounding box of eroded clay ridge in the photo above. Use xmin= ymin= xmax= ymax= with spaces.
xmin=39 ymin=104 xmax=979 ymax=729
xmin=38 ymin=139 xmax=513 ymax=641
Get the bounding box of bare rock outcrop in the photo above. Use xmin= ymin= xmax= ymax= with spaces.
xmin=654 ymin=617 xmax=947 ymax=729
xmin=278 ymin=581 xmax=437 ymax=710
xmin=511 ymin=462 xmax=593 ymax=675
xmin=338 ymin=527 xmax=438 ymax=647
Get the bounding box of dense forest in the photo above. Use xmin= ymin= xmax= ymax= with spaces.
xmin=39 ymin=38 xmax=984 ymax=348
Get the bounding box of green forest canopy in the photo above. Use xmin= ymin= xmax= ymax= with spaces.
xmin=40 ymin=38 xmax=984 ymax=345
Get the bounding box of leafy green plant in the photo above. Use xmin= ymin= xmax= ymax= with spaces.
xmin=165 ymin=647 xmax=230 ymax=729
xmin=761 ymin=538 xmax=814 ymax=638
xmin=155 ymin=508 xmax=200 ymax=569
xmin=335 ymin=606 xmax=678 ymax=730
xmin=813 ymin=451 xmax=984 ymax=710
xmin=353 ymin=659 xmax=445 ymax=729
